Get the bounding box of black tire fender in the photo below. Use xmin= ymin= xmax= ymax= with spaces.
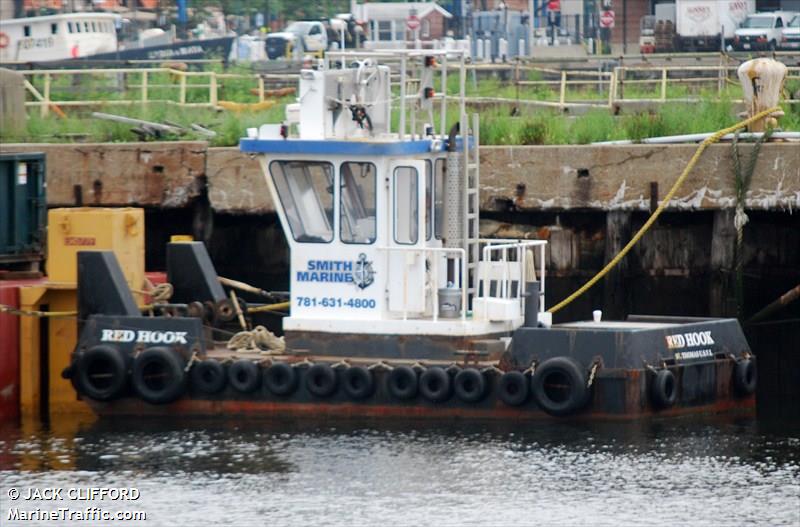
xmin=132 ymin=347 xmax=186 ymax=405
xmin=733 ymin=358 xmax=757 ymax=396
xmin=191 ymin=359 xmax=227 ymax=395
xmin=454 ymin=368 xmax=486 ymax=403
xmin=264 ymin=362 xmax=298 ymax=396
xmin=531 ymin=357 xmax=588 ymax=417
xmin=75 ymin=345 xmax=129 ymax=401
xmin=650 ymin=368 xmax=677 ymax=409
xmin=306 ymin=363 xmax=337 ymax=397
xmin=228 ymin=360 xmax=261 ymax=393
xmin=419 ymin=367 xmax=452 ymax=403
xmin=343 ymin=366 xmax=374 ymax=400
xmin=498 ymin=371 xmax=529 ymax=406
xmin=387 ymin=366 xmax=418 ymax=400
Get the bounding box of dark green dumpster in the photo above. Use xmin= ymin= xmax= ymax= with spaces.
xmin=0 ymin=153 xmax=46 ymax=268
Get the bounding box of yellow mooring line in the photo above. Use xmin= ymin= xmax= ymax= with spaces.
xmin=547 ymin=106 xmax=781 ymax=315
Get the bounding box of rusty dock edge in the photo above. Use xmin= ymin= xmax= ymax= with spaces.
xmin=88 ymin=361 xmax=755 ymax=421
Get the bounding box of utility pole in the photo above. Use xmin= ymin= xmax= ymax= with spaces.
xmin=528 ymin=0 xmax=534 ymax=56
xmin=622 ymin=0 xmax=627 ymax=54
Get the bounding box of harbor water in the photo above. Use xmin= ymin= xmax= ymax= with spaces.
xmin=1 ymin=415 xmax=798 ymax=526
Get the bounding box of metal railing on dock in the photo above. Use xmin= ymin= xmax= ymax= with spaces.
xmin=17 ymin=57 xmax=800 ymax=116
xmin=19 ymin=67 xmax=298 ymax=117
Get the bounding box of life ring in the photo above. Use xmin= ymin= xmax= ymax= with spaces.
xmin=387 ymin=365 xmax=418 ymax=400
xmin=419 ymin=367 xmax=452 ymax=403
xmin=343 ymin=366 xmax=374 ymax=400
xmin=75 ymin=345 xmax=129 ymax=401
xmin=454 ymin=368 xmax=486 ymax=403
xmin=498 ymin=371 xmax=529 ymax=406
xmin=264 ymin=362 xmax=298 ymax=396
xmin=733 ymin=359 xmax=757 ymax=396
xmin=650 ymin=369 xmax=677 ymax=409
xmin=131 ymin=347 xmax=186 ymax=404
xmin=228 ymin=360 xmax=260 ymax=393
xmin=531 ymin=357 xmax=589 ymax=416
xmin=190 ymin=359 xmax=226 ymax=395
xmin=306 ymin=363 xmax=337 ymax=397
xmin=0 ymin=33 xmax=9 ymax=49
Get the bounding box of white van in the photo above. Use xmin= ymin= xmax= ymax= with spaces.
xmin=780 ymin=14 xmax=800 ymax=49
xmin=733 ymin=11 xmax=797 ymax=51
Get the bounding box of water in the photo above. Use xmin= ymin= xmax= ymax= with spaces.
xmin=1 ymin=416 xmax=798 ymax=526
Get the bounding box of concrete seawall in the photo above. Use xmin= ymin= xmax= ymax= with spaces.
xmin=2 ymin=142 xmax=798 ymax=213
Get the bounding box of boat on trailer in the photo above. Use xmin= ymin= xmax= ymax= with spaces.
xmin=65 ymin=50 xmax=757 ymax=420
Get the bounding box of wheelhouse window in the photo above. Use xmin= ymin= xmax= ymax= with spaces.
xmin=434 ymin=159 xmax=445 ymax=239
xmin=68 ymin=22 xmax=73 ymax=33
xmin=51 ymin=23 xmax=58 ymax=35
xmin=23 ymin=25 xmax=31 ymax=37
xmin=425 ymin=161 xmax=432 ymax=240
xmin=270 ymin=161 xmax=334 ymax=243
xmin=340 ymin=162 xmax=377 ymax=244
xmin=393 ymin=166 xmax=418 ymax=244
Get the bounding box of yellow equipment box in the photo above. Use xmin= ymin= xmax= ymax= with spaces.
xmin=47 ymin=207 xmax=145 ymax=294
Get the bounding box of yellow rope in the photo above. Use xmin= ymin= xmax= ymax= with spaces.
xmin=247 ymin=301 xmax=291 ymax=313
xmin=0 ymin=304 xmax=78 ymax=318
xmin=548 ymin=106 xmax=781 ymax=315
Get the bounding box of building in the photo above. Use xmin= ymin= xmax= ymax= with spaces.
xmin=352 ymin=1 xmax=453 ymax=43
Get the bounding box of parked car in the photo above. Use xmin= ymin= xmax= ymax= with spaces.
xmin=780 ymin=14 xmax=800 ymax=49
xmin=733 ymin=11 xmax=797 ymax=51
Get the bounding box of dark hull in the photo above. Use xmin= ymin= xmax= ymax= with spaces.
xmin=6 ymin=36 xmax=235 ymax=69
xmin=86 ymin=358 xmax=755 ymax=421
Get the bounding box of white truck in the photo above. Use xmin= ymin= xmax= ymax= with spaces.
xmin=265 ymin=21 xmax=328 ymax=61
xmin=733 ymin=11 xmax=799 ymax=51
xmin=674 ymin=0 xmax=755 ymax=50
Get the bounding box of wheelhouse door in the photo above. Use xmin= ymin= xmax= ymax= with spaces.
xmin=388 ymin=160 xmax=426 ymax=314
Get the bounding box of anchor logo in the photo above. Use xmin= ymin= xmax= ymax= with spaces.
xmin=351 ymin=253 xmax=375 ymax=289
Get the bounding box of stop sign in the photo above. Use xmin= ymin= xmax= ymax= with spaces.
xmin=407 ymin=14 xmax=420 ymax=31
xmin=599 ymin=10 xmax=615 ymax=28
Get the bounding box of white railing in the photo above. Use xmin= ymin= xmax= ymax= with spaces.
xmin=377 ymin=245 xmax=467 ymax=322
xmin=479 ymin=239 xmax=548 ymax=320
xmin=324 ymin=48 xmax=468 ymax=141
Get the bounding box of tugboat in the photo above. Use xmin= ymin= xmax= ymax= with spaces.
xmin=65 ymin=50 xmax=757 ymax=419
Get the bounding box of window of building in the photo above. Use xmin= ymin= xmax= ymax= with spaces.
xmin=270 ymin=161 xmax=334 ymax=243
xmin=378 ymin=20 xmax=392 ymax=41
xmin=340 ymin=162 xmax=377 ymax=244
xmin=421 ymin=19 xmax=431 ymax=38
xmin=394 ymin=166 xmax=419 ymax=244
xmin=395 ymin=21 xmax=405 ymax=41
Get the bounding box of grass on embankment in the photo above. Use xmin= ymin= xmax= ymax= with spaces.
xmin=2 ymin=76 xmax=797 ymax=146
xmin=1 ymin=102 xmax=289 ymax=147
